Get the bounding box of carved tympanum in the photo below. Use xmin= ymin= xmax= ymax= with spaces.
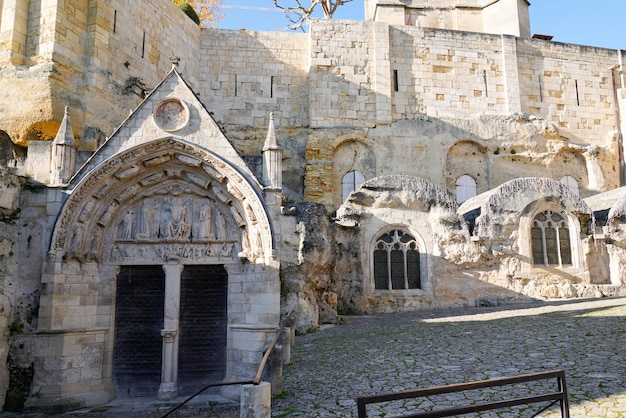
xmin=117 ymin=197 xmax=232 ymax=242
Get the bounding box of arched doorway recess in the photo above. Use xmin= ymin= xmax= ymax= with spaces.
xmin=35 ymin=137 xmax=280 ymax=403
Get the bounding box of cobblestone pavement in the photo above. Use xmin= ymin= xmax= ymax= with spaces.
xmin=4 ymin=297 xmax=626 ymax=417
xmin=274 ymin=297 xmax=626 ymax=418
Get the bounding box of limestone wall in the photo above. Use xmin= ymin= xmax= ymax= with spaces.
xmin=0 ymin=171 xmax=41 ymax=329
xmin=388 ymin=27 xmax=509 ymax=119
xmin=304 ymin=113 xmax=619 ymax=209
xmin=198 ymin=29 xmax=309 ymax=129
xmin=196 ymin=29 xmax=310 ymax=200
xmin=0 ymin=184 xmax=70 ymax=411
xmin=306 ymin=20 xmax=622 ymax=132
xmin=0 ymin=0 xmax=201 ymax=148
xmin=308 ymin=20 xmax=378 ymax=128
xmin=1 ymin=5 xmax=624 ymax=202
xmin=517 ymin=39 xmax=621 ymax=145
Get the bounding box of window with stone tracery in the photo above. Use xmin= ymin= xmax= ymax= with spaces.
xmin=531 ymin=210 xmax=572 ymax=266
xmin=455 ymin=175 xmax=477 ymax=205
xmin=342 ymin=170 xmax=365 ymax=201
xmin=373 ymin=230 xmax=420 ymax=290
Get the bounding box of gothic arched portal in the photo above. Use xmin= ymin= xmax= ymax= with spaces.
xmin=38 ymin=137 xmax=279 ymax=402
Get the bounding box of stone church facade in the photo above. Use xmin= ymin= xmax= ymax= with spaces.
xmin=0 ymin=0 xmax=626 ymax=411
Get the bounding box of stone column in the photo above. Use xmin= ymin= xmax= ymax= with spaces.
xmin=158 ymin=263 xmax=183 ymax=400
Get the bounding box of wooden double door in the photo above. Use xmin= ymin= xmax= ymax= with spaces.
xmin=113 ymin=265 xmax=228 ymax=397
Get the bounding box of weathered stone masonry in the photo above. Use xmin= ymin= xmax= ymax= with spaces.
xmin=1 ymin=0 xmax=626 ymax=412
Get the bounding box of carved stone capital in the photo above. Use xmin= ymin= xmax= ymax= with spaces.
xmin=160 ymin=329 xmax=177 ymax=342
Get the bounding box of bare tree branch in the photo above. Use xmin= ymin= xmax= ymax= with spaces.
xmin=273 ymin=0 xmax=353 ymax=31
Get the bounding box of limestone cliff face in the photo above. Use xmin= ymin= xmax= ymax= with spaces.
xmin=0 ymin=65 xmax=57 ymax=147
xmin=281 ymin=202 xmax=338 ymax=333
xmin=0 ymin=63 xmax=142 ymax=150
xmin=606 ymin=200 xmax=626 ymax=289
xmin=282 ymin=176 xmax=626 ymax=331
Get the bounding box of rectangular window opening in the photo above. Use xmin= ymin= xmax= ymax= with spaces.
xmin=113 ymin=10 xmax=117 ymax=33
xmin=235 ymin=75 xmax=238 ymax=97
xmin=575 ymin=79 xmax=580 ymax=106
xmin=270 ymin=76 xmax=274 ymax=98
xmin=483 ymin=70 xmax=488 ymax=97
xmin=141 ymin=31 xmax=146 ymax=59
xmin=393 ymin=70 xmax=399 ymax=92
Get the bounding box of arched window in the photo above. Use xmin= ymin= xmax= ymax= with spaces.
xmin=373 ymin=230 xmax=420 ymax=290
xmin=455 ymin=175 xmax=477 ymax=204
xmin=531 ymin=211 xmax=572 ymax=266
xmin=342 ymin=170 xmax=365 ymax=201
xmin=560 ymin=176 xmax=579 ymax=196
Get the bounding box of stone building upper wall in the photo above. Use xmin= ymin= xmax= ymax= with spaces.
xmin=302 ymin=20 xmax=622 ymax=145
xmin=192 ymin=19 xmax=623 ymax=148
xmin=193 ymin=16 xmax=619 ymax=145
xmin=0 ymin=0 xmax=201 ymax=146
xmin=308 ymin=20 xmax=378 ymax=128
xmin=197 ymin=29 xmax=309 ymax=129
xmin=516 ymin=39 xmax=622 ymax=144
xmin=52 ymin=0 xmax=201 ymax=139
xmin=0 ymin=0 xmax=200 ymax=79
xmin=0 ymin=0 xmax=623 ymax=162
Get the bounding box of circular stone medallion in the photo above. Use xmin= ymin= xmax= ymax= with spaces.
xmin=153 ymin=98 xmax=190 ymax=132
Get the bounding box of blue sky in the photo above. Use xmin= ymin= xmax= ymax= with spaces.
xmin=216 ymin=1 xmax=625 ymax=50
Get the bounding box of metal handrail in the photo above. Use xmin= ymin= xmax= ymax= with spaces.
xmin=357 ymin=369 xmax=570 ymax=418
xmin=161 ymin=379 xmax=253 ymax=418
xmin=161 ymin=312 xmax=292 ymax=417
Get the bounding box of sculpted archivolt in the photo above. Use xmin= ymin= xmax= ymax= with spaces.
xmin=53 ymin=138 xmax=272 ymax=264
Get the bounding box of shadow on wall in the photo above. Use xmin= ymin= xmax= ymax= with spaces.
xmin=281 ymin=176 xmax=626 ymax=334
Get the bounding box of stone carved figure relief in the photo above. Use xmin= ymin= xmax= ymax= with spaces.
xmin=53 ymin=139 xmax=273 ymax=267
xmin=118 ymin=210 xmax=135 ymax=240
xmin=215 ymin=209 xmax=227 ymax=240
xmin=165 ymin=198 xmax=191 ymax=240
xmin=137 ymin=199 xmax=160 ymax=239
xmin=116 ymin=196 xmax=237 ymax=243
xmin=255 ymin=230 xmax=263 ymax=258
xmin=110 ymin=195 xmax=249 ymax=263
xmin=194 ymin=202 xmax=215 ymax=239
xmin=70 ymin=224 xmax=85 ymax=251
xmin=98 ymin=204 xmax=116 ymax=227
xmin=238 ymin=226 xmax=264 ymax=261
xmin=54 ymin=139 xmax=271 ymax=253
xmin=87 ymin=227 xmax=103 ymax=256
xmin=67 ymin=224 xmax=104 ymax=261
xmin=78 ymin=201 xmax=93 ymax=223
xmin=246 ymin=204 xmax=258 ymax=225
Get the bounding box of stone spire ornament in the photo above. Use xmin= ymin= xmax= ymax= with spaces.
xmin=50 ymin=106 xmax=77 ymax=185
xmin=262 ymin=112 xmax=283 ymax=190
xmin=170 ymin=55 xmax=180 ymax=71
